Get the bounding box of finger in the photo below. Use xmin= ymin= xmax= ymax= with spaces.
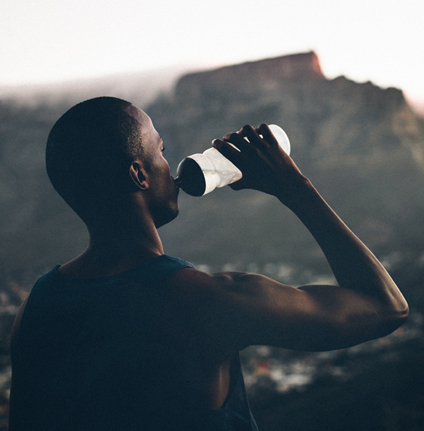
xmin=256 ymin=124 xmax=278 ymax=146
xmin=212 ymin=139 xmax=243 ymax=166
xmin=223 ymin=132 xmax=257 ymax=154
xmin=240 ymin=125 xmax=267 ymax=150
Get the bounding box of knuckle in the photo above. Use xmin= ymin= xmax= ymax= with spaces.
xmin=224 ymin=132 xmax=239 ymax=141
xmin=257 ymin=124 xmax=269 ymax=134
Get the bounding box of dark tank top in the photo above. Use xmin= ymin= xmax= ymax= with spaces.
xmin=10 ymin=255 xmax=259 ymax=431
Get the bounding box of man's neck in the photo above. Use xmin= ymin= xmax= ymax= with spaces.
xmin=58 ymin=215 xmax=165 ymax=278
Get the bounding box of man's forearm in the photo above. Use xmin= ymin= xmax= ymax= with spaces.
xmin=281 ymin=177 xmax=408 ymax=316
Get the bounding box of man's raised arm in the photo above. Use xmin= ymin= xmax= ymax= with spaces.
xmin=169 ymin=124 xmax=408 ymax=355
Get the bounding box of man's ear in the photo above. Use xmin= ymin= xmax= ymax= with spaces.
xmin=129 ymin=161 xmax=149 ymax=190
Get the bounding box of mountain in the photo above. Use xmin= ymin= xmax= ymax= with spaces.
xmin=1 ymin=51 xmax=424 ymax=284
xmin=1 ymin=51 xmax=424 ymax=430
xmin=149 ymin=51 xmax=424 ymax=270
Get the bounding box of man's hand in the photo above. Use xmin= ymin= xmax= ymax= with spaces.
xmin=212 ymin=124 xmax=306 ymax=206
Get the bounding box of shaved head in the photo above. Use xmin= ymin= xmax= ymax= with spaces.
xmin=46 ymin=97 xmax=145 ymax=218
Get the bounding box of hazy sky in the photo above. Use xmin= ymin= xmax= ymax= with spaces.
xmin=1 ymin=0 xmax=423 ymax=102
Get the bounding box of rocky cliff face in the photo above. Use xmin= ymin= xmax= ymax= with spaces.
xmin=1 ymin=51 xmax=424 ymax=278
xmin=152 ymin=51 xmax=421 ymax=164
xmin=148 ymin=51 xmax=424 ymax=269
xmin=175 ymin=51 xmax=325 ymax=106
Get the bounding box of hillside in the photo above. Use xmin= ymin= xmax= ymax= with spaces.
xmin=1 ymin=51 xmax=424 ymax=282
xmin=149 ymin=51 xmax=424 ymax=271
xmin=1 ymin=50 xmax=424 ymax=430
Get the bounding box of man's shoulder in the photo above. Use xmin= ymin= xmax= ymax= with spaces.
xmin=169 ymin=266 xmax=249 ymax=305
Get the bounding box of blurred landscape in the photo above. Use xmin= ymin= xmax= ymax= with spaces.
xmin=1 ymin=51 xmax=424 ymax=430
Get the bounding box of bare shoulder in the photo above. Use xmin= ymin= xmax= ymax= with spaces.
xmin=167 ymin=267 xmax=308 ymax=351
xmin=167 ymin=267 xmax=240 ymax=311
xmin=168 ymin=267 xmax=308 ymax=323
xmin=167 ymin=266 xmax=403 ymax=352
xmin=169 ymin=267 xmax=278 ymax=305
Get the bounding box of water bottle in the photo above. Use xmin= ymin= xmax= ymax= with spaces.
xmin=175 ymin=124 xmax=291 ymax=196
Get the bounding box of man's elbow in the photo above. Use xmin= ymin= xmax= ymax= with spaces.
xmin=378 ymin=301 xmax=409 ymax=338
xmin=393 ymin=295 xmax=409 ymax=324
xmin=394 ymin=301 xmax=409 ymax=326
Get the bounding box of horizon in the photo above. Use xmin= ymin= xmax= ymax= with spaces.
xmin=1 ymin=0 xmax=423 ymax=105
xmin=1 ymin=51 xmax=423 ymax=117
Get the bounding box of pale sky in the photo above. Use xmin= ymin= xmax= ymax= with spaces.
xmin=1 ymin=0 xmax=424 ymax=102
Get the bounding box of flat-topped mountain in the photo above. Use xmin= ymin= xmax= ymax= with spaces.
xmin=176 ymin=51 xmax=325 ymax=96
xmin=145 ymin=52 xmax=424 ymax=270
xmin=1 ymin=51 xmax=424 ymax=280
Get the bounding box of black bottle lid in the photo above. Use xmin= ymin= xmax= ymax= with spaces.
xmin=175 ymin=157 xmax=206 ymax=197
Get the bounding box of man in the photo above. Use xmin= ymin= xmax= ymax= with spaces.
xmin=9 ymin=96 xmax=408 ymax=430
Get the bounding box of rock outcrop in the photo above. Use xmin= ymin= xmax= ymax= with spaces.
xmin=1 ymin=51 xmax=424 ymax=276
xmin=148 ymin=52 xmax=424 ymax=268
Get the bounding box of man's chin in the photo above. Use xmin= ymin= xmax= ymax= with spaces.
xmin=155 ymin=206 xmax=179 ymax=229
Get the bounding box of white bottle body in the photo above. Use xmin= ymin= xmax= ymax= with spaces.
xmin=177 ymin=124 xmax=291 ymax=196
xmin=187 ymin=147 xmax=243 ymax=195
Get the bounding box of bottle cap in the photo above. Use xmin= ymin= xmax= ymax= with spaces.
xmin=175 ymin=157 xmax=207 ymax=196
xmin=269 ymin=124 xmax=291 ymax=155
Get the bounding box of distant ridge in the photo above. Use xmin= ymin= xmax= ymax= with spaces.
xmin=1 ymin=51 xmax=423 ymax=114
xmin=175 ymin=52 xmax=325 ymax=100
xmin=178 ymin=51 xmax=324 ymax=82
xmin=148 ymin=50 xmax=424 ymax=267
xmin=1 ymin=51 xmax=424 ymax=277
